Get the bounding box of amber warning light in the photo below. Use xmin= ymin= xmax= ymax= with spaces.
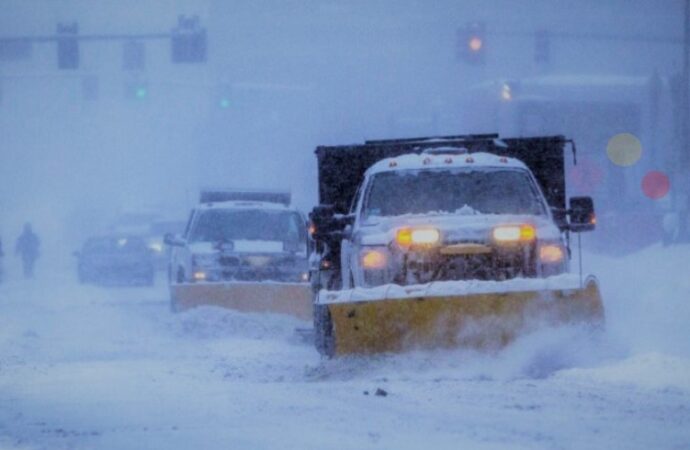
xmin=492 ymin=224 xmax=536 ymax=243
xmin=396 ymin=228 xmax=441 ymax=246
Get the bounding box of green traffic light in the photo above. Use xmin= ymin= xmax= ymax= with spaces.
xmin=135 ymin=87 xmax=147 ymax=99
xmin=219 ymin=98 xmax=230 ymax=108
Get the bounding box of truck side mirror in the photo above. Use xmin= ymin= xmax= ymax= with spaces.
xmin=310 ymin=205 xmax=356 ymax=245
xmin=309 ymin=205 xmax=338 ymax=239
xmin=569 ymin=196 xmax=596 ymax=232
xmin=333 ymin=224 xmax=353 ymax=241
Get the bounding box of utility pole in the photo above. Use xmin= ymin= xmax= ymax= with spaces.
xmin=679 ymin=0 xmax=690 ymax=238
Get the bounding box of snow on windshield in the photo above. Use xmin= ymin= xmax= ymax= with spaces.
xmin=363 ymin=168 xmax=545 ymax=218
xmin=188 ymin=209 xmax=305 ymax=244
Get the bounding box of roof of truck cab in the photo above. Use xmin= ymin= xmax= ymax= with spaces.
xmin=195 ymin=200 xmax=293 ymax=211
xmin=366 ymin=152 xmax=528 ymax=176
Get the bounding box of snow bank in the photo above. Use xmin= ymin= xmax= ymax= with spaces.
xmin=165 ymin=305 xmax=304 ymax=341
xmin=585 ymin=243 xmax=690 ymax=360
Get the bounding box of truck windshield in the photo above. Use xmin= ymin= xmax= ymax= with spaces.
xmin=188 ymin=209 xmax=306 ymax=245
xmin=363 ymin=168 xmax=546 ymax=218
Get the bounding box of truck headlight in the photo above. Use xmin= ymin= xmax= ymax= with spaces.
xmin=492 ymin=224 xmax=536 ymax=244
xmin=193 ymin=270 xmax=207 ymax=281
xmin=360 ymin=247 xmax=391 ymax=287
xmin=396 ymin=227 xmax=441 ymax=247
xmin=361 ymin=248 xmax=388 ymax=269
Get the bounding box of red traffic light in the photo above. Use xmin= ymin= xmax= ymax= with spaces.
xmin=458 ymin=22 xmax=486 ymax=64
xmin=468 ymin=36 xmax=483 ymax=52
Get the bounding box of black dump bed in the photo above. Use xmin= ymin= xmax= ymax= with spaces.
xmin=315 ymin=134 xmax=571 ymax=221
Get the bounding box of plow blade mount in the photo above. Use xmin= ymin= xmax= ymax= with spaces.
xmin=323 ymin=277 xmax=604 ymax=356
xmin=172 ymin=282 xmax=312 ymax=321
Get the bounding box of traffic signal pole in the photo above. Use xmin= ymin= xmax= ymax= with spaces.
xmin=0 ymin=31 xmax=170 ymax=45
xmin=0 ymin=16 xmax=206 ymax=69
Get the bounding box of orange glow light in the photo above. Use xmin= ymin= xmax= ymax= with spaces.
xmin=520 ymin=224 xmax=536 ymax=241
xmin=539 ymin=245 xmax=564 ymax=263
xmin=396 ymin=228 xmax=441 ymax=246
xmin=396 ymin=228 xmax=413 ymax=246
xmin=362 ymin=250 xmax=387 ymax=269
xmin=469 ymin=36 xmax=483 ymax=52
xmin=193 ymin=271 xmax=207 ymax=281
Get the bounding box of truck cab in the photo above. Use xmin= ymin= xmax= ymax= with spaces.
xmin=310 ymin=134 xmax=596 ymax=292
xmin=341 ymin=151 xmax=569 ymax=289
xmin=167 ymin=191 xmax=309 ymax=286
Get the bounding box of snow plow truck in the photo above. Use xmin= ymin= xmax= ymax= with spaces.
xmin=165 ymin=190 xmax=312 ymax=319
xmin=309 ymin=134 xmax=604 ymax=357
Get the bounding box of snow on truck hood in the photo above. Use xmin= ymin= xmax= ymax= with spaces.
xmin=359 ymin=213 xmax=561 ymax=246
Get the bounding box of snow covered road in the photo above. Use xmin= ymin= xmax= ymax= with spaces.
xmin=1 ymin=245 xmax=690 ymax=449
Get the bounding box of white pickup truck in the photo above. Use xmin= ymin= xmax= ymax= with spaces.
xmin=165 ymin=190 xmax=311 ymax=316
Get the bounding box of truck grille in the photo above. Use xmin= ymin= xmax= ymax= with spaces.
xmin=400 ymin=244 xmax=535 ymax=284
xmin=219 ymin=256 xmax=241 ymax=267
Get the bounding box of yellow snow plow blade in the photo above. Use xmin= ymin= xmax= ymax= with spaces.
xmin=172 ymin=282 xmax=312 ymax=321
xmin=326 ymin=277 xmax=603 ymax=355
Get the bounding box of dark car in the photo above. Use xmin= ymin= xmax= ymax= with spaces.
xmin=76 ymin=236 xmax=155 ymax=286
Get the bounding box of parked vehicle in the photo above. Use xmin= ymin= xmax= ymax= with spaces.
xmin=75 ymin=235 xmax=155 ymax=286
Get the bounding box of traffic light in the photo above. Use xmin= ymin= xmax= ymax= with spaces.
xmin=123 ymin=40 xmax=145 ymax=71
xmin=535 ymin=30 xmax=550 ymax=63
xmin=216 ymin=83 xmax=232 ymax=109
xmin=171 ymin=16 xmax=207 ymax=63
xmin=124 ymin=80 xmax=148 ymax=100
xmin=457 ymin=22 xmax=486 ymax=65
xmin=57 ymin=22 xmax=79 ymax=70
